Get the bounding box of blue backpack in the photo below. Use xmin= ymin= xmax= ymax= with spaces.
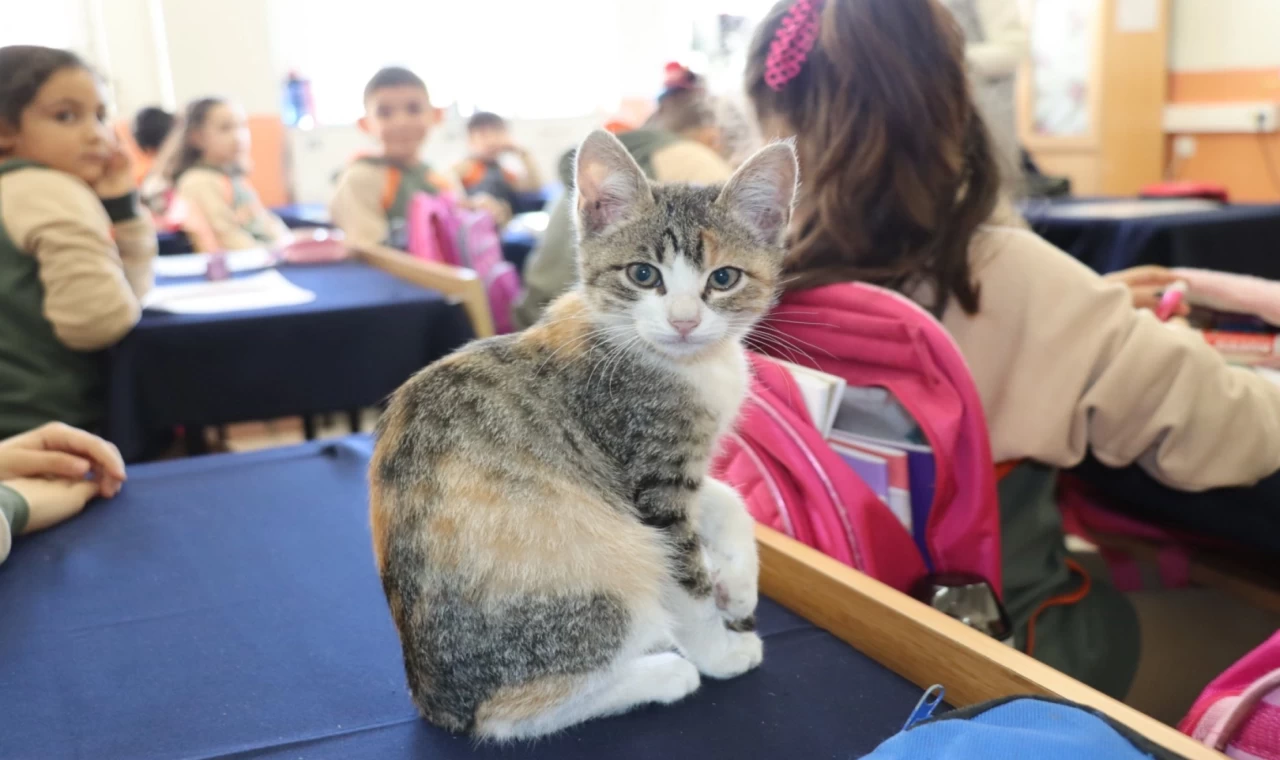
xmin=863 ymin=695 xmax=1190 ymax=760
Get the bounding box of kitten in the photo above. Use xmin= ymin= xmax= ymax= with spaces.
xmin=370 ymin=130 xmax=798 ymax=740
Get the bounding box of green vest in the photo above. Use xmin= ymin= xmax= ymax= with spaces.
xmin=999 ymin=462 xmax=1140 ymax=699
xmin=555 ymin=128 xmax=682 ymax=187
xmin=0 ymin=160 xmax=106 ymax=439
xmin=355 ymin=157 xmax=440 ymax=247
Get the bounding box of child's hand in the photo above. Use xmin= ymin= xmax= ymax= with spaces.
xmin=5 ymin=478 xmax=101 ymax=534
xmin=0 ymin=423 xmax=126 ymax=499
xmin=94 ymin=146 xmax=137 ymax=199
xmin=1103 ymin=265 xmax=1191 ymax=316
xmin=465 ymin=193 xmax=512 ymax=226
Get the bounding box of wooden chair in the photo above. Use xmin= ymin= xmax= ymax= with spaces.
xmin=759 ymin=525 xmax=1226 ymax=759
xmin=1083 ymin=532 xmax=1280 ymax=616
xmin=354 ymin=243 xmax=496 ymax=339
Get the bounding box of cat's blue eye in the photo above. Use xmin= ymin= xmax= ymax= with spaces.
xmin=708 ymin=267 xmax=742 ymax=291
xmin=626 ymin=263 xmax=662 ymax=289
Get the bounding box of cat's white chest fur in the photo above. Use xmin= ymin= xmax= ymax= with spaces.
xmin=677 ymin=344 xmax=750 ymax=438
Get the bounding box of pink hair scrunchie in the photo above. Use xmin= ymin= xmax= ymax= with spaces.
xmin=764 ymin=0 xmax=825 ymax=92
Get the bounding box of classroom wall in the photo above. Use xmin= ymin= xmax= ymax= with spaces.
xmin=79 ymin=0 xmax=703 ymax=207
xmin=1165 ymin=0 xmax=1280 ymax=201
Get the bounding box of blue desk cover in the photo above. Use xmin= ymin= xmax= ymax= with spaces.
xmin=0 ymin=438 xmax=925 ymax=759
xmin=1023 ymin=200 xmax=1280 ymax=279
xmin=106 ymin=262 xmax=472 ymax=461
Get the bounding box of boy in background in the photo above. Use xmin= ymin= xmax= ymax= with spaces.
xmin=330 ymin=67 xmax=507 ymax=249
xmin=131 ymin=106 xmax=174 ymax=184
xmin=454 ymin=111 xmax=542 ymax=214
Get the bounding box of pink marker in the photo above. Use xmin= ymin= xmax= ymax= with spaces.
xmin=1156 ymin=280 xmax=1188 ymax=322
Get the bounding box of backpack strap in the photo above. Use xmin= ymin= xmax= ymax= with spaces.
xmin=424 ymin=168 xmax=449 ymax=197
xmin=380 ymin=164 xmax=402 ymax=212
xmin=457 ymin=159 xmax=485 ymax=190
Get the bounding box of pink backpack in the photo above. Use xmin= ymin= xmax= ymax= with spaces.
xmin=1181 ymin=631 xmax=1280 ymax=758
xmin=713 ymin=282 xmax=1002 ymax=594
xmin=405 ymin=191 xmax=519 ymax=334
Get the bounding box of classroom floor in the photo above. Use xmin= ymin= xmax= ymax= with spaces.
xmin=222 ymin=409 xmax=381 ymax=453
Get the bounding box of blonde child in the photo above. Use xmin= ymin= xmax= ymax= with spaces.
xmin=744 ymin=0 xmax=1280 ymax=722
xmin=172 ymin=97 xmax=290 ymax=251
xmin=0 ymin=45 xmax=156 ymax=440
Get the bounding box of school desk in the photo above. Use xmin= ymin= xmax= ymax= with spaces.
xmin=104 ymin=257 xmax=474 ymax=462
xmin=1023 ymin=198 xmax=1280 ymax=280
xmin=271 ymin=203 xmax=542 ymax=272
xmin=274 ymin=202 xmax=334 ymax=229
xmin=0 ymin=438 xmax=1220 ymax=760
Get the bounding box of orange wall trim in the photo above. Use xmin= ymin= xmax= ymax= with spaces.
xmin=247 ymin=115 xmax=289 ymax=208
xmin=1166 ymin=69 xmax=1280 ymax=202
xmin=1168 ymin=68 xmax=1280 ymax=104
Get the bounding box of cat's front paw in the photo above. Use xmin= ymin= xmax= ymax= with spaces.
xmin=644 ymin=652 xmax=702 ymax=704
xmin=690 ymin=630 xmax=763 ymax=680
xmin=712 ymin=565 xmax=758 ymax=622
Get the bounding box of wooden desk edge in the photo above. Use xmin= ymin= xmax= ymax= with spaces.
xmin=353 ymin=244 xmax=496 ymax=339
xmin=756 ymin=525 xmax=1225 ymax=760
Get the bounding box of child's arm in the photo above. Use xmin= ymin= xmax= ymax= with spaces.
xmin=512 ymin=146 xmax=543 ymax=192
xmin=329 ymin=162 xmax=390 ymax=248
xmin=114 ymin=210 xmax=158 ymax=299
xmin=2 ymin=169 xmax=152 ymax=351
xmin=962 ymin=228 xmax=1280 ymax=491
xmin=439 ymin=168 xmax=513 ymax=226
xmin=248 ymin=190 xmax=291 ymax=246
xmin=176 ymin=169 xmax=259 ymax=252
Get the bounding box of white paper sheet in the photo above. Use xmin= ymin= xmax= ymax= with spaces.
xmin=152 ymin=249 xmax=278 ymax=278
xmin=1258 ymin=366 xmax=1280 ymax=387
xmin=143 ymin=270 xmax=316 ymax=314
xmin=1040 ymin=199 xmax=1222 ymax=220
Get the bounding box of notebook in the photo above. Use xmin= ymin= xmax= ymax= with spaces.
xmin=830 ymin=386 xmax=935 ymax=565
xmin=152 ymin=249 xmax=277 ymax=278
xmin=143 ymin=270 xmax=316 ymax=314
xmin=774 ymin=360 xmax=847 ymax=438
xmin=772 ymin=363 xmax=937 ymax=564
xmin=829 ymin=433 xmax=912 ymax=532
xmin=829 ymin=442 xmax=890 ymax=517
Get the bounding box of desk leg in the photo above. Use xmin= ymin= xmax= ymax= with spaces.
xmin=347 ymin=409 xmax=362 ymax=433
xmin=303 ymin=416 xmax=317 ymax=441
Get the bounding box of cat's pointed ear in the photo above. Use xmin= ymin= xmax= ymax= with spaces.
xmin=715 ymin=140 xmax=798 ymax=247
xmin=574 ymin=129 xmax=653 ymax=240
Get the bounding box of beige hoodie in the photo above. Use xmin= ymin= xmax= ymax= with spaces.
xmin=1 ymin=167 xmax=156 ymax=349
xmin=949 ymin=225 xmax=1280 ymax=490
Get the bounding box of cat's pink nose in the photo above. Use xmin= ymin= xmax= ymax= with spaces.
xmin=669 ymin=318 xmax=701 ymax=338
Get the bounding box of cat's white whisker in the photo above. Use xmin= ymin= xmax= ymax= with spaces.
xmin=752 ymin=324 xmax=836 ymax=362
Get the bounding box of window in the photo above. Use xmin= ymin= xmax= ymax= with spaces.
xmin=0 ymin=0 xmax=91 ymax=55
xmin=272 ymin=0 xmax=624 ymax=124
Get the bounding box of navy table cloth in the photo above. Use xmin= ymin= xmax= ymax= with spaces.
xmin=1023 ymin=200 xmax=1280 ymax=279
xmin=105 ymin=262 xmax=472 ymax=461
xmin=0 ymin=438 xmax=928 ymax=759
